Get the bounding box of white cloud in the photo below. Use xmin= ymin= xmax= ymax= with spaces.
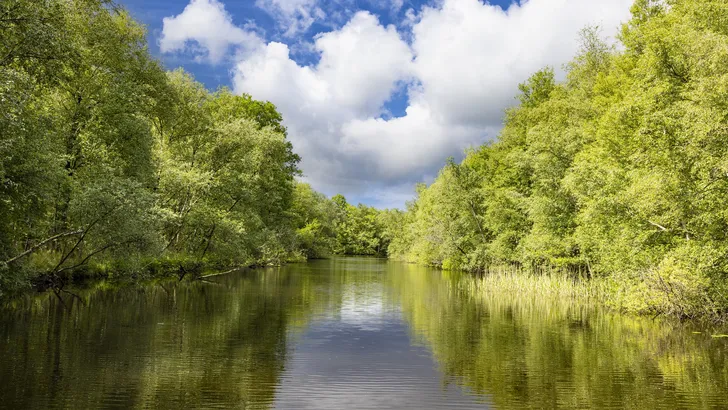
xmin=314 ymin=13 xmax=413 ymax=115
xmin=340 ymin=101 xmax=488 ymax=179
xmin=411 ymin=0 xmax=634 ymax=127
xmin=235 ymin=10 xmax=415 ymax=121
xmin=233 ymin=11 xmax=415 ymax=197
xmin=391 ymin=0 xmax=405 ymax=13
xmin=160 ymin=0 xmax=263 ymax=63
xmin=255 ymin=0 xmax=326 ymax=37
xmin=162 ymin=0 xmax=635 ymax=207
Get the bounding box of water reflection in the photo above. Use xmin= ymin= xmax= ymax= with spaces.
xmin=0 ymin=257 xmax=726 ymax=409
xmin=274 ymin=258 xmax=489 ymax=409
xmin=0 ymin=269 xmax=317 ymax=409
xmin=388 ymin=264 xmax=728 ymax=409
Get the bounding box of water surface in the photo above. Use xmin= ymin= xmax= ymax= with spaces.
xmin=1 ymin=258 xmax=726 ymax=409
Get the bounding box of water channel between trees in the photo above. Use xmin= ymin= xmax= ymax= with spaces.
xmin=1 ymin=257 xmax=726 ymax=409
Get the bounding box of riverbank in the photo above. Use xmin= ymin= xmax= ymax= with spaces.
xmin=468 ymin=268 xmax=727 ymax=324
xmin=0 ymin=252 xmax=308 ymax=301
xmin=5 ymin=253 xmax=727 ymax=324
xmin=389 ymin=258 xmax=728 ymax=323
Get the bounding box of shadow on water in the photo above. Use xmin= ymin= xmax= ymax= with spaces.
xmin=0 ymin=257 xmax=726 ymax=409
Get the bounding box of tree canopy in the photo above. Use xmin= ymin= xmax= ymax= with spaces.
xmin=385 ymin=0 xmax=728 ymax=319
xmin=0 ymin=0 xmax=339 ymax=295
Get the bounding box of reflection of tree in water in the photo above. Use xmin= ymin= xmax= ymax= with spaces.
xmin=3 ymin=258 xmax=726 ymax=409
xmin=386 ymin=263 xmax=728 ymax=409
xmin=0 ymin=268 xmax=330 ymax=409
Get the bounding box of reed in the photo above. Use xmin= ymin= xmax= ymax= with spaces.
xmin=458 ymin=265 xmax=608 ymax=302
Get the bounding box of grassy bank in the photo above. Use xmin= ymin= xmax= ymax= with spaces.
xmin=390 ymin=259 xmax=728 ymax=322
xmin=454 ymin=265 xmax=728 ymax=323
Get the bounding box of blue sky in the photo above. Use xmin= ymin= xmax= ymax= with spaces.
xmin=117 ymin=0 xmax=633 ymax=208
xmin=121 ymin=0 xmax=515 ymax=91
xmin=120 ymin=0 xmax=517 ymax=123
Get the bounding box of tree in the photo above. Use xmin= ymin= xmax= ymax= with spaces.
xmin=385 ymin=0 xmax=728 ymax=317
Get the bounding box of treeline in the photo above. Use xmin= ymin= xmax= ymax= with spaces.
xmin=291 ymin=190 xmax=400 ymax=259
xmin=386 ymin=0 xmax=728 ymax=318
xmin=0 ymin=0 xmax=390 ymax=296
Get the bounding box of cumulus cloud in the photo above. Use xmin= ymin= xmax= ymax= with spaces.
xmin=233 ymin=11 xmax=415 ymax=196
xmin=162 ymin=0 xmax=634 ymax=206
xmin=234 ymin=10 xmax=414 ymax=117
xmin=255 ymin=0 xmax=326 ymax=36
xmin=411 ymin=0 xmax=634 ymax=127
xmin=160 ymin=0 xmax=262 ymax=63
xmin=340 ymin=101 xmax=488 ymax=179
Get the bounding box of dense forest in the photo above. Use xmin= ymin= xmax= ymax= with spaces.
xmin=386 ymin=0 xmax=728 ymax=319
xmin=0 ymin=0 xmax=394 ymax=297
xmin=3 ymin=0 xmax=728 ymax=320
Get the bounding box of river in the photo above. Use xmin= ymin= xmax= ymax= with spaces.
xmin=1 ymin=257 xmax=726 ymax=409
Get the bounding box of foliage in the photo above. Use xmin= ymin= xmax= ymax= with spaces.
xmin=154 ymin=71 xmax=301 ymax=267
xmin=0 ymin=0 xmax=324 ymax=295
xmin=387 ymin=0 xmax=728 ymax=319
xmin=290 ymin=183 xmax=338 ymax=259
xmin=332 ymin=195 xmax=392 ymax=256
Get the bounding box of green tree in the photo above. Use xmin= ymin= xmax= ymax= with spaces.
xmin=1 ymin=0 xmax=168 ymax=293
xmin=385 ymin=0 xmax=728 ymax=318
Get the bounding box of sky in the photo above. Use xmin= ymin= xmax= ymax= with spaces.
xmin=118 ymin=0 xmax=635 ymax=208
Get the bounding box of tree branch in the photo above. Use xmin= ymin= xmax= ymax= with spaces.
xmin=51 ymin=204 xmax=119 ymax=274
xmin=4 ymin=230 xmax=83 ymax=265
xmin=54 ymin=240 xmax=134 ymax=276
xmin=647 ymin=220 xmax=669 ymax=232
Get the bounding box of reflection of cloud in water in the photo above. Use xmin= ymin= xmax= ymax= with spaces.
xmin=337 ymin=283 xmax=391 ymax=331
xmin=274 ymin=300 xmax=492 ymax=410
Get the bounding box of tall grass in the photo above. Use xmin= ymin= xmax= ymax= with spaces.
xmin=461 ymin=265 xmax=609 ymax=302
xmin=448 ymin=264 xmax=728 ymax=323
